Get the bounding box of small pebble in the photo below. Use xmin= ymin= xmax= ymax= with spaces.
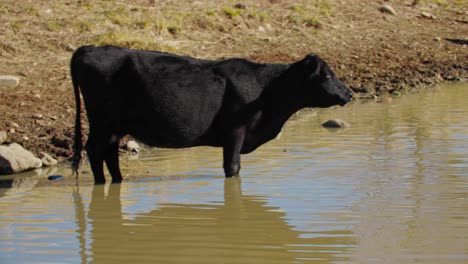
xmin=125 ymin=140 xmax=140 ymax=153
xmin=32 ymin=113 xmax=44 ymax=119
xmin=420 ymin=11 xmax=436 ymax=19
xmin=378 ymin=4 xmax=396 ymax=15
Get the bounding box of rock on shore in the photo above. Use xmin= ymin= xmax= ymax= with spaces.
xmin=40 ymin=152 xmax=58 ymax=167
xmin=125 ymin=140 xmax=141 ymax=154
xmin=0 ymin=75 xmax=20 ymax=87
xmin=0 ymin=131 xmax=6 ymax=144
xmin=322 ymin=119 xmax=350 ymax=128
xmin=0 ymin=143 xmax=42 ymax=175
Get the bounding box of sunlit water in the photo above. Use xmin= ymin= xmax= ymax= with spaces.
xmin=1 ymin=83 xmax=467 ymax=263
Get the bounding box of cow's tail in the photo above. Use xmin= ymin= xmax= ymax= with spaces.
xmin=71 ymin=65 xmax=83 ymax=176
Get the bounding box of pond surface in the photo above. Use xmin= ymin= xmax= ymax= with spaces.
xmin=1 ymin=83 xmax=467 ymax=263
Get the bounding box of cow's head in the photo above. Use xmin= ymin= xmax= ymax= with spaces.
xmin=296 ymin=54 xmax=352 ymax=108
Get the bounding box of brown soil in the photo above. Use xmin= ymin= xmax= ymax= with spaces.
xmin=0 ymin=0 xmax=467 ymax=163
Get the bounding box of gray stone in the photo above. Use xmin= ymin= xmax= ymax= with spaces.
xmin=378 ymin=4 xmax=396 ymax=15
xmin=0 ymin=131 xmax=6 ymax=144
xmin=0 ymin=143 xmax=42 ymax=175
xmin=0 ymin=75 xmax=20 ymax=87
xmin=125 ymin=140 xmax=140 ymax=153
xmin=322 ymin=119 xmax=350 ymax=128
xmin=40 ymin=152 xmax=58 ymax=167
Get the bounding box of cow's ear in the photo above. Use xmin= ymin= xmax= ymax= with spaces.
xmin=304 ymin=54 xmax=322 ymax=76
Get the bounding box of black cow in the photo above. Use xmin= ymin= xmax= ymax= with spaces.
xmin=71 ymin=45 xmax=352 ymax=183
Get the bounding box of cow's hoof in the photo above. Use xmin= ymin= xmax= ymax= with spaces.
xmin=224 ymin=172 xmax=240 ymax=178
xmin=112 ymin=178 xmax=123 ymax=184
xmin=94 ymin=179 xmax=106 ymax=185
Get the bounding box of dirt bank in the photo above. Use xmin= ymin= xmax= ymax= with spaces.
xmin=0 ymin=0 xmax=467 ymax=164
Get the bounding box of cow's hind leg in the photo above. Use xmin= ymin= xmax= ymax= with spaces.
xmin=85 ymin=133 xmax=107 ymax=184
xmin=104 ymin=135 xmax=123 ymax=183
xmin=86 ymin=130 xmax=123 ymax=184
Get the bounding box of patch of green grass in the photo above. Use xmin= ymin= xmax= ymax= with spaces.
xmin=317 ymin=0 xmax=333 ymax=16
xmin=153 ymin=17 xmax=182 ymax=35
xmin=206 ymin=10 xmax=216 ymax=16
xmin=285 ymin=1 xmax=331 ymax=27
xmin=288 ymin=4 xmax=306 ymax=14
xmin=286 ymin=14 xmax=301 ymax=25
xmin=0 ymin=4 xmax=9 ymax=15
xmin=10 ymin=20 xmax=25 ymax=32
xmin=248 ymin=11 xmax=269 ymax=21
xmin=46 ymin=20 xmax=63 ymax=31
xmin=78 ymin=0 xmax=94 ymax=9
xmin=24 ymin=5 xmax=40 ymax=17
xmin=223 ymin=7 xmax=243 ymax=19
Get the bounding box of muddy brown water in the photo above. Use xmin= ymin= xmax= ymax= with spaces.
xmin=1 ymin=83 xmax=467 ymax=263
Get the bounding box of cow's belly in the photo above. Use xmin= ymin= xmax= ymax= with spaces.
xmin=125 ymin=116 xmax=222 ymax=149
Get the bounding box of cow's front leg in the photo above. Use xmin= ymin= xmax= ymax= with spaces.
xmin=223 ymin=126 xmax=246 ymax=177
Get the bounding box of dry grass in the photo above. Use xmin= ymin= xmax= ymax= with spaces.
xmin=0 ymin=0 xmax=337 ymax=61
xmin=1 ymin=0 xmax=464 ymax=73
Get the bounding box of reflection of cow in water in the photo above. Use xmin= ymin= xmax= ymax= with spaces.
xmin=73 ymin=179 xmax=356 ymax=263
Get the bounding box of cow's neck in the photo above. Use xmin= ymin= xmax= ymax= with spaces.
xmin=248 ymin=65 xmax=305 ymax=147
xmin=260 ymin=89 xmax=303 ymax=137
